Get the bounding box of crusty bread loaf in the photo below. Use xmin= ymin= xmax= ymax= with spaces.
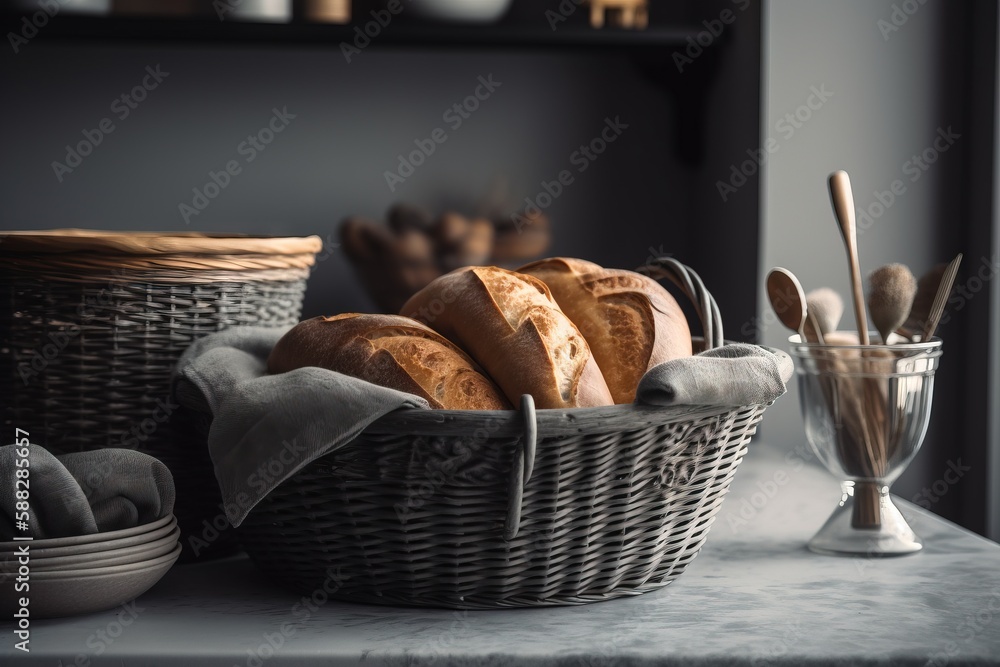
xmin=518 ymin=257 xmax=692 ymax=404
xmin=267 ymin=314 xmax=510 ymax=410
xmin=401 ymin=267 xmax=614 ymax=409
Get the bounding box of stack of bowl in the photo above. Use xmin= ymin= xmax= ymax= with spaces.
xmin=0 ymin=515 xmax=180 ymax=619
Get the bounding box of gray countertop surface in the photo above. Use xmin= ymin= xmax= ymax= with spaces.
xmin=4 ymin=439 xmax=1000 ymax=666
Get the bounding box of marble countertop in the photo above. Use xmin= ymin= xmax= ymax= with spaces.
xmin=5 ymin=439 xmax=1000 ymax=666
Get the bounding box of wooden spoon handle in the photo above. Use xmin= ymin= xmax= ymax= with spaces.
xmin=829 ymin=170 xmax=870 ymax=345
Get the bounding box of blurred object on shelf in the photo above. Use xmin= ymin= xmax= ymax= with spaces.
xmin=299 ymin=0 xmax=350 ymax=22
xmin=492 ymin=208 xmax=550 ymax=263
xmin=11 ymin=0 xmax=110 ymax=12
xmin=588 ymin=0 xmax=647 ymax=29
xmin=408 ymin=0 xmax=513 ymax=23
xmin=112 ymin=0 xmax=292 ymax=20
xmin=340 ymin=202 xmax=551 ymax=312
xmin=224 ymin=0 xmax=292 ymax=21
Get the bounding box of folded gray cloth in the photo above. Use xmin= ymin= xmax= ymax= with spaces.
xmin=637 ymin=343 xmax=794 ymax=407
xmin=0 ymin=445 xmax=175 ymax=540
xmin=173 ymin=326 xmax=429 ymax=527
xmin=174 ymin=329 xmax=791 ymax=528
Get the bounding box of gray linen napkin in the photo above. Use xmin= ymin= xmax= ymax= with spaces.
xmin=637 ymin=343 xmax=794 ymax=407
xmin=174 ymin=329 xmax=790 ymax=528
xmin=0 ymin=445 xmax=175 ymax=540
xmin=173 ymin=326 xmax=430 ymax=527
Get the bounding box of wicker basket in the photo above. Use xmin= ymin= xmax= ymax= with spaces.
xmin=0 ymin=230 xmax=322 ymax=561
xmin=187 ymin=257 xmax=781 ymax=608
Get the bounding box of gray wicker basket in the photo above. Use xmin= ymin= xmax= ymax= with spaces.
xmin=218 ymin=258 xmax=778 ymax=608
xmin=0 ymin=230 xmax=322 ymax=561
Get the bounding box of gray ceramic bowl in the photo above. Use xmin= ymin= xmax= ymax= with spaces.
xmin=0 ymin=544 xmax=180 ymax=619
xmin=0 ymin=527 xmax=180 ymax=573
xmin=0 ymin=517 xmax=177 ymax=560
xmin=31 ymin=543 xmax=181 ymax=580
xmin=0 ymin=514 xmax=175 ymax=551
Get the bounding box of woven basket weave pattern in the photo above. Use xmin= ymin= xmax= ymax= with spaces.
xmin=238 ymin=403 xmax=765 ymax=608
xmin=1 ymin=274 xmax=310 ymax=560
xmin=2 ymin=277 xmax=307 ymax=450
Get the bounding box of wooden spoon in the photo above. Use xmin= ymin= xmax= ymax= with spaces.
xmin=766 ymin=267 xmax=810 ymax=341
xmin=868 ymin=263 xmax=917 ymax=344
xmin=828 ymin=171 xmax=870 ymax=345
xmin=804 ymin=287 xmax=843 ymax=344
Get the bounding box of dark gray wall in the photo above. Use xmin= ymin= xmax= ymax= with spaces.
xmin=1 ymin=43 xmax=700 ymax=317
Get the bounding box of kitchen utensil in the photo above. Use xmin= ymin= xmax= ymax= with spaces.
xmin=868 ymin=263 xmax=917 ymax=344
xmin=828 ymin=171 xmax=870 ymax=345
xmin=766 ymin=267 xmax=808 ymax=337
xmin=790 ymin=335 xmax=943 ymax=555
xmin=897 ymin=263 xmax=945 ymax=339
xmin=804 ymin=287 xmax=843 ymax=343
xmin=922 ymin=253 xmax=963 ymax=340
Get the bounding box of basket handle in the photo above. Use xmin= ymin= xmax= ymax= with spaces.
xmin=503 ymin=394 xmax=537 ymax=541
xmin=637 ymin=256 xmax=724 ymax=350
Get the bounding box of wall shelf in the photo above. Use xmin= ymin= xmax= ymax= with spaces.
xmin=1 ymin=13 xmax=707 ymax=50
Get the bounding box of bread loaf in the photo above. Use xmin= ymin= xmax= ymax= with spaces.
xmin=401 ymin=267 xmax=614 ymax=409
xmin=518 ymin=257 xmax=692 ymax=404
xmin=267 ymin=314 xmax=510 ymax=410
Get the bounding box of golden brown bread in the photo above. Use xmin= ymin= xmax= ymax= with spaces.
xmin=400 ymin=266 xmax=614 ymax=409
xmin=267 ymin=314 xmax=510 ymax=410
xmin=517 ymin=257 xmax=692 ymax=404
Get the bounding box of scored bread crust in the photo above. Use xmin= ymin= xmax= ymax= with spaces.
xmin=518 ymin=257 xmax=692 ymax=404
xmin=400 ymin=266 xmax=614 ymax=409
xmin=267 ymin=314 xmax=510 ymax=410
